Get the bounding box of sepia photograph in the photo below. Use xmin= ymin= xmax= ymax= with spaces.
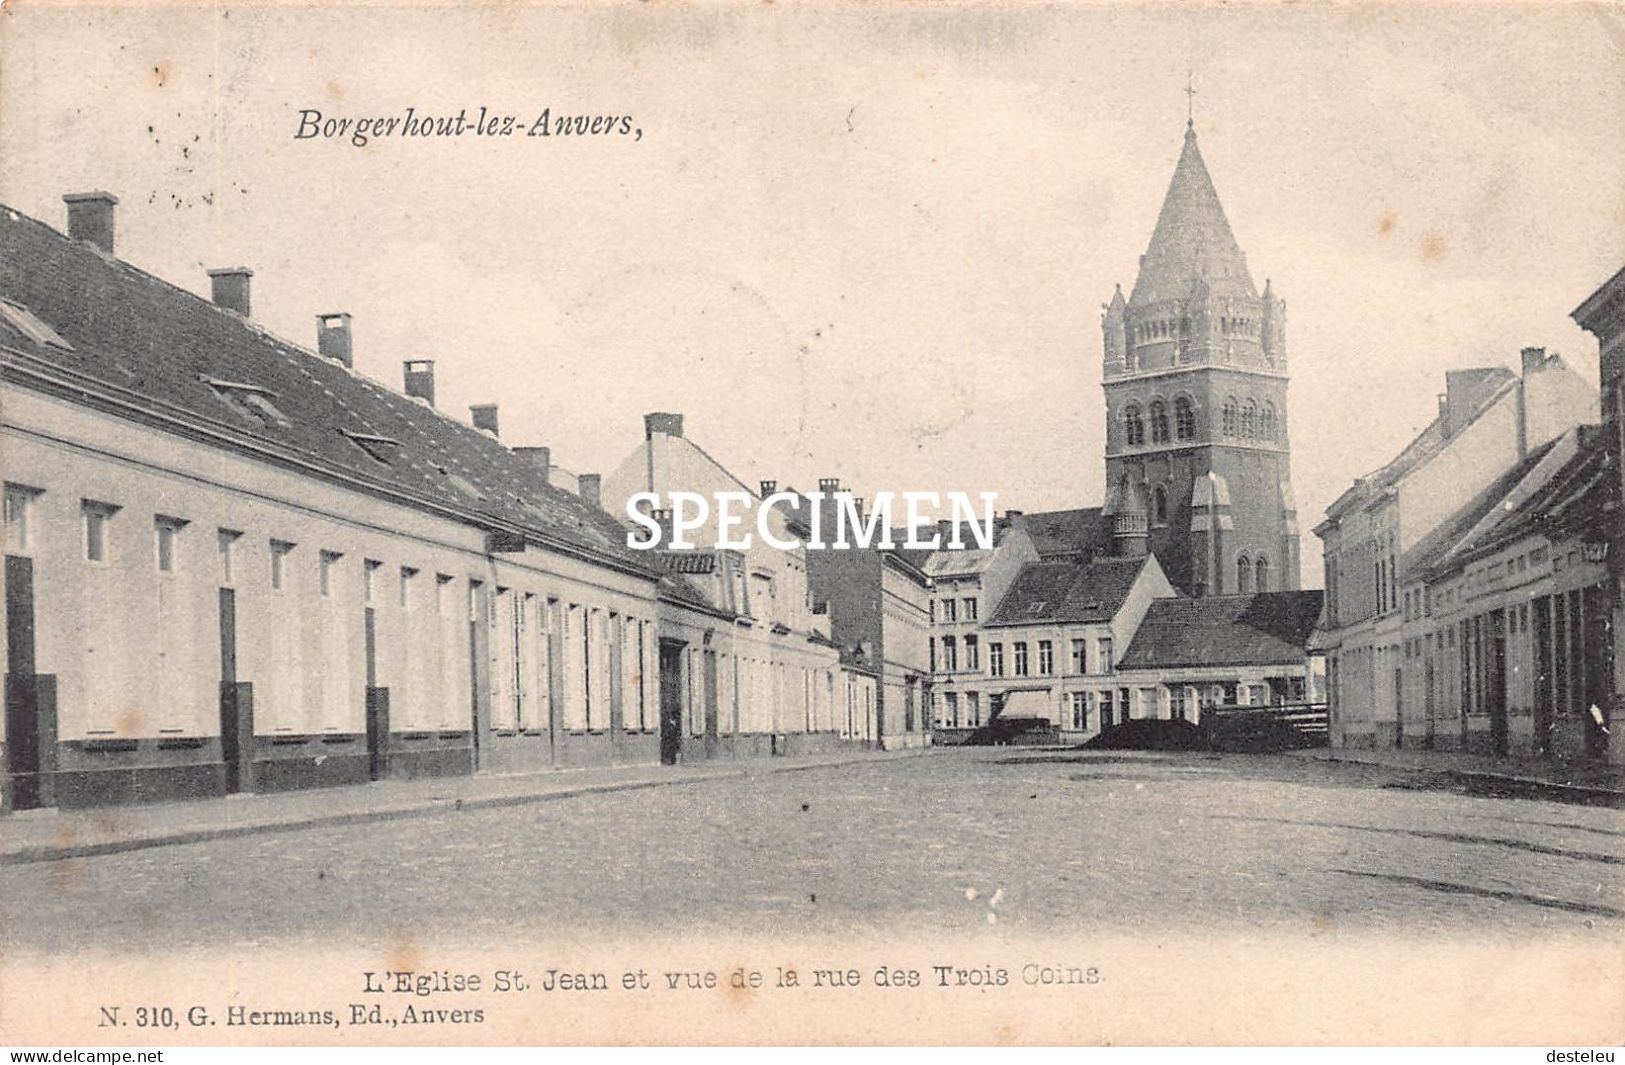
xmin=0 ymin=0 xmax=1621 ymax=1049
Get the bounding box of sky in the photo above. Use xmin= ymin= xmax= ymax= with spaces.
xmin=3 ymin=2 xmax=1623 ymax=588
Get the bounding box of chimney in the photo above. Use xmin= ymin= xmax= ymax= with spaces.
xmin=470 ymin=404 xmax=500 ymax=437
xmin=403 ymin=359 xmax=436 ymax=406
xmin=759 ymin=480 xmax=777 ymax=498
xmin=1005 ymin=509 xmax=1025 ymax=528
xmin=1520 ymin=346 xmax=1548 ymax=376
xmin=650 ymin=508 xmax=673 ymax=546
xmin=515 ymin=446 xmax=551 ymax=479
xmin=644 ymin=412 xmax=684 ymax=438
xmin=317 ymin=313 xmax=353 ymax=367
xmin=63 ymin=191 xmax=118 ymax=254
xmin=206 ymin=267 xmax=253 ymax=316
xmin=579 ymin=473 xmax=602 ymax=509
xmin=817 ymin=477 xmax=841 ymax=493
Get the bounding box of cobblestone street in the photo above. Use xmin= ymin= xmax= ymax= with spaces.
xmin=4 ymin=750 xmax=1621 ymax=952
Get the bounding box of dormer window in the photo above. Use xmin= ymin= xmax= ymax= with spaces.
xmin=0 ymin=299 xmax=73 ymax=351
xmin=342 ymin=430 xmax=401 ymax=466
xmin=205 ymin=377 xmax=290 ymax=430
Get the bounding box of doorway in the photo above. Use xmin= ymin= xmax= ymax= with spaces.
xmin=364 ymin=606 xmax=388 ymax=781
xmin=217 ymin=586 xmax=253 ymax=793
xmin=659 ymin=640 xmax=685 ymax=765
xmin=4 ymin=555 xmax=51 ymax=810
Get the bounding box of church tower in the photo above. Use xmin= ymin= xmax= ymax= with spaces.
xmin=1101 ymin=121 xmax=1299 ymax=596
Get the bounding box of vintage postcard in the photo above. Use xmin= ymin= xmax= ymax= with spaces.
xmin=0 ymin=0 xmax=1622 ymax=1049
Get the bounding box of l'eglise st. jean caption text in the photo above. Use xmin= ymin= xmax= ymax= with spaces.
xmin=94 ymin=962 xmax=1103 ymax=1031
xmin=295 ymin=107 xmax=643 ymax=147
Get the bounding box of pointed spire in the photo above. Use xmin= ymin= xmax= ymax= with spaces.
xmin=1128 ymin=126 xmax=1257 ymax=308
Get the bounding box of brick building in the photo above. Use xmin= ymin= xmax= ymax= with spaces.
xmin=1099 ymin=122 xmax=1300 ymax=596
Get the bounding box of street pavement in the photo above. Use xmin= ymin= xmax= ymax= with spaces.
xmin=2 ymin=749 xmax=1621 ymax=951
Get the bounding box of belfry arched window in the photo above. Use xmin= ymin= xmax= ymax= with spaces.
xmin=1222 ymin=398 xmax=1239 ymax=437
xmin=1175 ymin=396 xmax=1196 ymax=440
xmin=1149 ymin=400 xmax=1169 ymax=443
xmin=1241 ymin=399 xmax=1258 ymax=439
xmin=1152 ymin=485 xmax=1168 ymax=525
xmin=1260 ymin=402 xmax=1277 ymax=442
xmin=1236 ymin=554 xmax=1253 ymax=594
xmin=1123 ymin=404 xmax=1145 ymax=447
xmin=1255 ymin=556 xmax=1270 ymax=593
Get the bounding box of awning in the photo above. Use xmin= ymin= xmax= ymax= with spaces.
xmin=999 ymin=689 xmax=1055 ymax=721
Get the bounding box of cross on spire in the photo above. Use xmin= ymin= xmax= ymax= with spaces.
xmin=1184 ymin=71 xmax=1197 ymax=127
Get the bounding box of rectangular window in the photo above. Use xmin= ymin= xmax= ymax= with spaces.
xmin=962 ymin=597 xmax=978 ymax=621
xmin=217 ymin=529 xmax=241 ymax=586
xmin=399 ymin=567 xmax=418 ymax=610
xmin=83 ymin=500 xmax=118 ymax=562
xmin=154 ymin=516 xmax=186 ymax=573
xmin=941 ymin=598 xmax=957 ymax=622
xmin=964 ymin=635 xmax=979 ymax=671
xmin=269 ymin=539 xmax=295 ymax=590
xmin=1099 ymin=637 xmax=1114 ymax=674
xmin=1014 ymin=642 xmax=1029 ymax=677
xmin=319 ymin=550 xmax=343 ymax=597
xmin=3 ymin=484 xmax=41 ymax=554
xmin=436 ymin=574 xmax=454 ymax=615
xmin=1071 ymin=639 xmax=1087 ymax=675
xmin=942 ymin=636 xmax=958 ymax=671
xmin=944 ymin=692 xmax=959 ymax=728
xmin=989 ymin=643 xmax=1004 ymax=678
xmin=1070 ymin=691 xmax=1089 ymax=731
xmin=1170 ymin=685 xmax=1188 ymax=721
xmin=363 ymin=559 xmax=382 ymax=603
xmin=1038 ymin=640 xmax=1054 ymax=675
xmin=966 ymin=692 xmax=980 ymax=727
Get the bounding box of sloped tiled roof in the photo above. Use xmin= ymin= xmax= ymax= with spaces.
xmin=923 ymin=547 xmax=996 ymax=577
xmin=985 ymin=557 xmax=1150 ymax=627
xmin=1019 ymin=507 xmax=1107 ymax=560
xmin=0 ymin=203 xmax=649 ymax=574
xmin=1118 ymin=591 xmax=1324 ymax=670
xmin=1129 ymin=125 xmax=1256 ymax=308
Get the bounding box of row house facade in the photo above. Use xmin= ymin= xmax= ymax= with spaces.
xmin=0 ymin=192 xmax=856 ymax=812
xmin=938 ymin=555 xmax=1174 ymax=744
xmin=1393 ymin=427 xmax=1614 ymax=760
xmin=1313 ymin=344 xmax=1601 ymax=756
xmin=770 ymin=481 xmax=934 ymax=751
xmin=1572 ymin=264 xmax=1625 ymax=761
xmin=600 ymin=420 xmax=852 ymax=758
xmin=923 ymin=516 xmax=1038 ymax=738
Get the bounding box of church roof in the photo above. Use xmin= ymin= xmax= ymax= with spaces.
xmin=1129 ymin=125 xmax=1257 ymax=308
xmin=1019 ymin=507 xmax=1107 ymax=560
